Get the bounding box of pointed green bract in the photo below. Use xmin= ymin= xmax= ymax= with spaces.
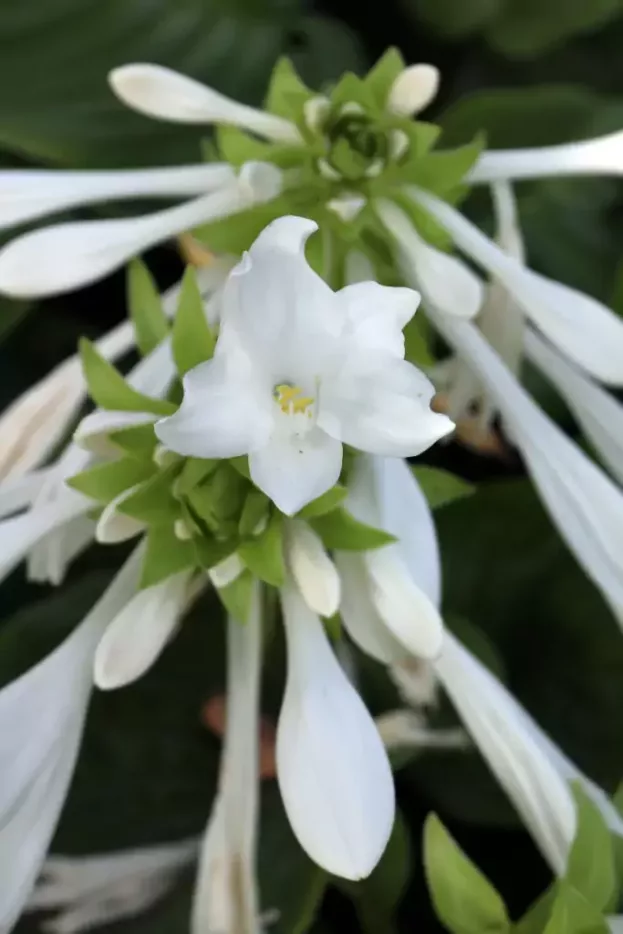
xmin=424 ymin=814 xmax=510 ymax=934
xmin=140 ymin=525 xmax=196 ymax=588
xmin=412 ymin=466 xmax=475 ymax=510
xmin=238 ymin=512 xmax=285 ymax=587
xmin=542 ymin=884 xmax=610 ymax=934
xmin=172 ymin=267 xmax=215 ymax=377
xmin=216 ymin=126 xmax=281 ymax=168
xmin=566 ymin=784 xmax=616 ymax=912
xmin=310 ymin=507 xmax=396 ymax=551
xmin=216 ymin=568 xmax=254 ymax=623
xmin=127 ymin=259 xmax=169 ymax=356
xmin=364 ymin=48 xmax=406 ymax=111
xmin=238 ymin=489 xmax=270 ymax=538
xmin=298 ymin=485 xmax=348 ymax=519
xmin=109 ymin=423 xmax=158 ymax=459
xmin=174 ymin=457 xmax=219 ymax=497
xmin=117 ymin=467 xmax=181 ymax=525
xmin=79 ymin=339 xmax=176 ymax=416
xmin=67 ymin=457 xmax=154 ymax=502
xmin=264 ymin=57 xmax=313 ymax=121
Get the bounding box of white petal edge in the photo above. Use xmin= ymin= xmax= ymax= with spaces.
xmin=277 ymin=581 xmax=394 ymax=879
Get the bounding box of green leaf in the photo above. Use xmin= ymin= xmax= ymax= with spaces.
xmin=363 ymin=48 xmax=406 ymax=111
xmin=412 ymin=466 xmax=475 ymax=510
xmin=109 ymin=423 xmax=158 ymax=459
xmin=298 ymin=485 xmax=348 ymax=519
xmin=140 ymin=525 xmax=196 ymax=588
xmin=403 ymin=316 xmax=435 ymax=368
xmin=118 ymin=468 xmax=181 ymax=525
xmin=127 ymin=260 xmax=169 ymax=357
xmin=487 ymin=0 xmax=623 ymax=59
xmin=79 ymin=339 xmax=176 ymax=416
xmin=406 ymin=138 xmax=484 ymax=197
xmin=238 ymin=490 xmax=270 ymax=538
xmin=264 ymin=56 xmax=313 ymax=120
xmin=216 ymin=125 xmax=284 ymax=168
xmin=192 ymin=535 xmax=238 ymax=572
xmin=566 ymin=784 xmax=616 ymax=911
xmin=216 ymin=569 xmax=254 ymax=623
xmin=239 ymin=512 xmax=285 ymax=587
xmin=424 ymin=814 xmax=510 ymax=934
xmin=310 ymin=508 xmax=396 ymax=551
xmin=542 ymin=883 xmax=610 ymax=934
xmin=174 ymin=457 xmax=219 ymax=497
xmin=414 ymin=0 xmax=503 ymax=37
xmin=67 ymin=458 xmax=154 ymax=502
xmin=515 ymin=886 xmax=558 ymax=934
xmin=172 ymin=267 xmax=216 ymax=377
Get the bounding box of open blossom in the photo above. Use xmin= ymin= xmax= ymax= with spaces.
xmin=156 ymin=215 xmax=452 ymax=515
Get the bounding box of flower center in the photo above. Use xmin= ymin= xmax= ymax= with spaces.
xmin=273 ymin=383 xmax=315 ymax=418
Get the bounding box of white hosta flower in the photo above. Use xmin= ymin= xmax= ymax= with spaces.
xmin=525 ymin=329 xmax=623 ymax=487
xmin=337 ymin=455 xmax=444 ymax=662
xmin=0 ymin=549 xmax=142 ymax=933
xmin=386 ymin=64 xmax=440 ymax=117
xmin=376 ymin=200 xmax=483 ymax=319
xmin=284 ymin=519 xmax=340 ymax=617
xmin=0 ymin=162 xmax=281 ymax=298
xmin=29 ymin=840 xmax=197 ymax=934
xmin=94 ymin=570 xmax=197 ymax=690
xmin=0 ymin=164 xmax=234 ymax=231
xmin=277 ymin=579 xmax=394 ymax=879
xmin=468 ymin=130 xmax=623 ymax=183
xmin=409 ymin=188 xmax=623 ymax=385
xmin=110 ymin=63 xmax=302 ymax=144
xmin=156 ymin=215 xmax=452 ymax=515
xmin=192 ymin=584 xmax=263 ymax=934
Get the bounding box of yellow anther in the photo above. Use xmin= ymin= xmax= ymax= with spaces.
xmin=274 ymin=383 xmax=315 ymax=415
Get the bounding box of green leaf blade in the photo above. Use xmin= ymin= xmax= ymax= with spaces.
xmin=172 ymin=267 xmax=216 ymax=377
xmin=127 ymin=260 xmax=169 ymax=357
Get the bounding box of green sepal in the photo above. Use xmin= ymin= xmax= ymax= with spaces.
xmin=174 ymin=457 xmax=219 ymax=497
xmin=424 ymin=813 xmax=510 ymax=934
xmin=310 ymin=507 xmax=396 ymax=551
xmin=67 ymin=458 xmax=154 ymax=503
xmin=363 ymin=48 xmax=406 ymax=111
xmin=566 ymin=783 xmax=616 ymax=912
xmin=108 ymin=423 xmax=158 ymax=459
xmin=216 ymin=568 xmax=254 ymax=623
xmin=405 ymin=136 xmax=485 ymax=196
xmin=403 ymin=316 xmax=435 ymax=368
xmin=542 ymin=884 xmax=610 ymax=934
xmin=238 ymin=490 xmax=270 ymax=538
xmin=194 ymin=192 xmax=314 ymax=256
xmin=79 ymin=339 xmax=176 ymax=416
xmin=216 ymin=126 xmax=290 ymax=169
xmin=330 ymin=72 xmax=376 ymax=113
xmin=117 ymin=467 xmax=182 ymax=525
xmin=172 ymin=266 xmax=216 ymax=376
xmin=298 ymin=485 xmax=348 ymax=519
xmin=238 ymin=512 xmax=285 ymax=587
xmin=230 ymin=456 xmax=251 ymax=479
xmin=412 ymin=466 xmax=475 ymax=510
xmin=127 ymin=259 xmax=169 ymax=356
xmin=192 ymin=535 xmax=238 ymax=571
xmin=140 ymin=525 xmax=197 ymax=589
xmin=264 ymin=56 xmax=313 ymax=121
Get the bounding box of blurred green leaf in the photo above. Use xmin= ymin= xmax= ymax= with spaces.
xmin=566 ymin=784 xmax=616 ymax=912
xmin=80 ymin=338 xmax=176 ymax=415
xmin=412 ymin=466 xmax=475 ymax=511
xmin=542 ymin=883 xmax=610 ymax=934
xmin=487 ymin=0 xmax=623 ymax=59
xmin=127 ymin=260 xmax=169 ymax=358
xmin=424 ymin=813 xmax=510 ymax=934
xmin=405 ymin=0 xmax=503 ymax=38
xmin=172 ymin=266 xmax=216 ymax=377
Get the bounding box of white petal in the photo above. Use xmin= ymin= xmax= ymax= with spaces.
xmin=335 ymin=280 xmax=419 ymax=357
xmin=74 ymin=410 xmax=157 ymax=457
xmin=277 ymin=582 xmax=394 ymax=879
xmin=0 ymin=174 xmax=279 ymax=299
xmin=386 ymin=64 xmax=440 ymax=117
xmin=0 ymin=164 xmax=234 ymax=231
xmin=95 ymin=486 xmax=146 ymax=545
xmin=336 ymin=552 xmax=408 ymax=663
xmin=410 ymin=188 xmax=623 ymax=385
xmin=526 ymin=329 xmax=623 ymax=486
xmin=207 ymin=553 xmax=245 ymax=589
xmin=249 ymin=428 xmax=343 ymax=517
xmin=435 ymin=632 xmax=577 ymax=874
xmin=319 ymin=356 xmax=453 ymax=456
xmin=94 ymin=571 xmax=193 ymax=689
xmin=468 ymin=130 xmax=623 ymax=183
xmin=326 ymin=195 xmax=366 ymax=222
xmin=429 ymin=310 xmax=623 ymax=615
xmin=0 ymin=469 xmax=50 ymax=520
xmin=155 ymin=352 xmax=273 ymax=459
xmin=247 ymin=214 xmax=318 ymax=255
xmin=376 ymin=199 xmax=483 ymax=319
xmin=110 ymin=63 xmax=302 ymax=143
xmin=285 ymin=519 xmax=340 ymax=617
xmin=0 ymin=549 xmax=142 ymax=931
xmin=344 ymin=249 xmax=375 ymax=284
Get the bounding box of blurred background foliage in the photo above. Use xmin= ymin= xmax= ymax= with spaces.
xmin=3 ymin=0 xmax=623 ymax=931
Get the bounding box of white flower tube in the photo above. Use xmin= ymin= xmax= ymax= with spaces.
xmin=468 ymin=130 xmax=623 ymax=183
xmin=525 ymin=329 xmax=623 ymax=486
xmin=427 ymin=308 xmax=623 ymax=619
xmin=0 ymin=164 xmax=235 ymax=232
xmin=192 ymin=583 xmax=263 ymax=934
xmin=110 ymin=63 xmax=302 ymax=144
xmin=29 ymin=840 xmax=197 ymax=934
xmin=284 ymin=519 xmax=340 ymax=618
xmin=408 ymin=189 xmax=623 ymax=385
xmin=376 ymin=200 xmax=483 ymax=319
xmin=386 ymin=64 xmax=440 ymax=117
xmin=0 ymin=162 xmax=282 ymax=298
xmin=277 ymin=579 xmax=394 ymax=879
xmin=0 ymin=548 xmax=142 ymax=933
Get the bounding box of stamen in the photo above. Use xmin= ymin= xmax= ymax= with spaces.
xmin=273 ymin=383 xmax=315 ymax=415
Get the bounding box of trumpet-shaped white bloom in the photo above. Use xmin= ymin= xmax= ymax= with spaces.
xmin=156 ymin=215 xmax=452 ymax=515
xmin=0 ymin=549 xmax=143 ymax=932
xmin=0 ymin=162 xmax=281 ymax=299
xmin=192 ymin=584 xmax=263 ymax=934
xmin=277 ymin=579 xmax=394 ymax=879
xmin=28 ymin=840 xmax=197 ymax=934
xmin=284 ymin=519 xmax=340 ymax=618
xmin=468 ymin=130 xmax=623 ymax=183
xmin=337 ymin=455 xmax=444 ymax=661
